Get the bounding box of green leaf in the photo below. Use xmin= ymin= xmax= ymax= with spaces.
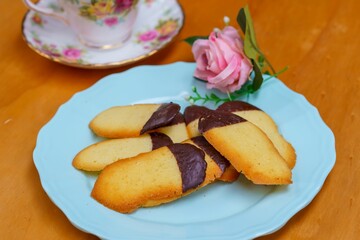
xmin=237 ymin=8 xmax=246 ymax=33
xmin=210 ymin=93 xmax=220 ymax=100
xmin=247 ymin=84 xmax=254 ymax=93
xmin=243 ymin=25 xmax=259 ymax=64
xmin=258 ymin=55 xmax=265 ymax=68
xmin=242 ymin=5 xmax=277 ymax=74
xmin=243 ymin=6 xmax=259 ymax=49
xmin=242 ymin=8 xmax=261 ymax=70
xmin=251 ymin=60 xmax=263 ymax=91
xmin=184 ymin=36 xmax=208 ymax=46
xmin=239 ymin=8 xmax=257 ymax=61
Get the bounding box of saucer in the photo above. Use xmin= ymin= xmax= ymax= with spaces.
xmin=21 ymin=0 xmax=184 ymax=69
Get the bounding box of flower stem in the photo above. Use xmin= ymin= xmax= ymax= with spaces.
xmin=187 ymin=66 xmax=288 ymax=106
xmin=264 ymin=65 xmax=288 ymax=82
xmin=227 ymin=91 xmax=233 ymax=101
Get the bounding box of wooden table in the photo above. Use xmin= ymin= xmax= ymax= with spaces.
xmin=1 ymin=0 xmax=359 ymax=239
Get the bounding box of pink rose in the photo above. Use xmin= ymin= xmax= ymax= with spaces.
xmin=138 ymin=30 xmax=158 ymax=42
xmin=104 ymin=17 xmax=119 ymax=27
xmin=62 ymin=48 xmax=81 ymax=60
xmin=192 ymin=26 xmax=253 ymax=93
xmin=115 ymin=0 xmax=135 ymax=13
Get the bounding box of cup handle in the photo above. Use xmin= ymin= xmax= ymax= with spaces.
xmin=22 ymin=0 xmax=68 ymax=25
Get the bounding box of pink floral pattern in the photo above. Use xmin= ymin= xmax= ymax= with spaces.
xmin=104 ymin=17 xmax=119 ymax=27
xmin=31 ymin=13 xmax=46 ymax=27
xmin=23 ymin=0 xmax=183 ymax=67
xmin=31 ymin=31 xmax=87 ymax=64
xmin=62 ymin=47 xmax=82 ymax=60
xmin=144 ymin=0 xmax=155 ymax=7
xmin=114 ymin=0 xmax=134 ymax=12
xmin=78 ymin=0 xmax=138 ymax=27
xmin=138 ymin=30 xmax=158 ymax=42
xmin=136 ymin=18 xmax=179 ymax=49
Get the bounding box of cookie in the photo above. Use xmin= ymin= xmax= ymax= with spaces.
xmin=190 ymin=136 xmax=240 ymax=183
xmin=199 ymin=111 xmax=292 ymax=185
xmin=72 ymin=132 xmax=173 ymax=171
xmin=143 ymin=136 xmax=239 ymax=207
xmin=184 ymin=105 xmax=213 ymax=138
xmin=91 ymin=143 xmax=207 ymax=213
xmin=217 ymin=101 xmax=296 ymax=169
xmin=183 ymin=106 xmax=240 ymax=182
xmin=143 ymin=137 xmax=224 ymax=207
xmin=89 ymin=103 xmax=180 ymax=138
xmin=218 ymin=165 xmax=240 ymax=182
xmin=155 ymin=113 xmax=189 ymax=143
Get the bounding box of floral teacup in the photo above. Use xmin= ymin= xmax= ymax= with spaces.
xmin=23 ymin=0 xmax=139 ymax=49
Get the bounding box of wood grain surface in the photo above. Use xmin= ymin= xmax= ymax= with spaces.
xmin=1 ymin=0 xmax=359 ymax=239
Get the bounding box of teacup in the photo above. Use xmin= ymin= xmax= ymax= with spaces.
xmin=23 ymin=0 xmax=139 ymax=49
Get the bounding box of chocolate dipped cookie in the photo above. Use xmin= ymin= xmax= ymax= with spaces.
xmin=89 ymin=103 xmax=180 ymax=138
xmin=184 ymin=105 xmax=213 ymax=138
xmin=217 ymin=101 xmax=296 ymax=169
xmin=91 ymin=143 xmax=207 ymax=213
xmin=183 ymin=106 xmax=240 ymax=182
xmin=155 ymin=113 xmax=189 ymax=143
xmin=199 ymin=111 xmax=292 ymax=185
xmin=143 ymin=137 xmax=224 ymax=207
xmin=190 ymin=136 xmax=240 ymax=182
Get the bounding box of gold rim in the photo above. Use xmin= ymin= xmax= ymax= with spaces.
xmin=21 ymin=0 xmax=185 ymax=69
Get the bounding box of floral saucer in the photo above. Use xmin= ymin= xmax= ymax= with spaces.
xmin=21 ymin=0 xmax=184 ymax=69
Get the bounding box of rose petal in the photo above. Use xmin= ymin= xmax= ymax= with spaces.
xmin=191 ymin=26 xmax=253 ymax=93
xmin=207 ymin=56 xmax=240 ymax=92
xmin=208 ymin=32 xmax=225 ymax=71
xmin=227 ymin=58 xmax=253 ymax=92
xmin=220 ymin=26 xmax=243 ymax=51
xmin=195 ymin=53 xmax=208 ymax=71
xmin=194 ymin=68 xmax=216 ymax=80
xmin=214 ymin=37 xmax=241 ymax=65
xmin=234 ymin=38 xmax=245 ymax=53
xmin=238 ymin=58 xmax=253 ymax=85
xmin=192 ymin=39 xmax=210 ymax=60
xmin=192 ymin=39 xmax=211 ymax=72
xmin=221 ymin=26 xmax=241 ymax=41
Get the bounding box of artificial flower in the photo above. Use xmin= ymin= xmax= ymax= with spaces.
xmin=185 ymin=6 xmax=287 ymax=105
xmin=192 ymin=26 xmax=253 ymax=93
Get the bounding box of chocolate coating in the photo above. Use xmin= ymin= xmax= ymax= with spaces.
xmin=165 ymin=113 xmax=185 ymax=126
xmin=217 ymin=101 xmax=261 ymax=112
xmin=168 ymin=143 xmax=207 ymax=192
xmin=140 ymin=103 xmax=180 ymax=134
xmin=149 ymin=132 xmax=173 ymax=150
xmin=198 ymin=110 xmax=246 ymax=133
xmin=184 ymin=105 xmax=213 ymax=124
xmin=192 ymin=136 xmax=230 ymax=172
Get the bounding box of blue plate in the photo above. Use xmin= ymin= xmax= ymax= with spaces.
xmin=33 ymin=62 xmax=336 ymax=239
